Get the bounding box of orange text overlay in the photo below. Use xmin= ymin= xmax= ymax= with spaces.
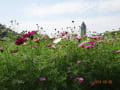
xmin=94 ymin=80 xmax=112 ymax=84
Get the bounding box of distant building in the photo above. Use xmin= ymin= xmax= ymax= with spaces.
xmin=81 ymin=22 xmax=86 ymax=37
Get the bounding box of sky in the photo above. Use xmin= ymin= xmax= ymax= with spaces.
xmin=0 ymin=0 xmax=120 ymax=34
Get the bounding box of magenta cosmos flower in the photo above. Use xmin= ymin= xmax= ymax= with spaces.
xmin=116 ymin=50 xmax=120 ymax=54
xmin=76 ymin=77 xmax=84 ymax=83
xmin=40 ymin=77 xmax=46 ymax=81
xmin=88 ymin=41 xmax=95 ymax=45
xmin=15 ymin=37 xmax=27 ymax=45
xmin=78 ymin=42 xmax=85 ymax=47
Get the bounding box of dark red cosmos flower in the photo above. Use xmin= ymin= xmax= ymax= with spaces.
xmin=48 ymin=44 xmax=52 ymax=47
xmin=15 ymin=37 xmax=27 ymax=45
xmin=22 ymin=33 xmax=28 ymax=38
xmin=23 ymin=30 xmax=37 ymax=39
xmin=11 ymin=49 xmax=18 ymax=53
xmin=76 ymin=38 xmax=82 ymax=42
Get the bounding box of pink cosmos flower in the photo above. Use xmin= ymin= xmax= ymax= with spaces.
xmin=75 ymin=36 xmax=78 ymax=39
xmin=50 ymin=35 xmax=55 ymax=40
xmin=11 ymin=49 xmax=19 ymax=53
xmin=60 ymin=31 xmax=66 ymax=36
xmin=77 ymin=60 xmax=81 ymax=64
xmin=85 ymin=45 xmax=94 ymax=49
xmin=15 ymin=37 xmax=27 ymax=45
xmin=116 ymin=50 xmax=120 ymax=54
xmin=51 ymin=46 xmax=56 ymax=49
xmin=98 ymin=40 xmax=103 ymax=44
xmin=83 ymin=34 xmax=88 ymax=37
xmin=78 ymin=42 xmax=85 ymax=47
xmin=89 ymin=81 xmax=95 ymax=86
xmin=62 ymin=35 xmax=67 ymax=40
xmin=40 ymin=77 xmax=46 ymax=81
xmin=34 ymin=37 xmax=40 ymax=42
xmin=76 ymin=77 xmax=84 ymax=83
xmin=42 ymin=34 xmax=47 ymax=38
xmin=88 ymin=41 xmax=95 ymax=45
xmin=91 ymin=36 xmax=102 ymax=40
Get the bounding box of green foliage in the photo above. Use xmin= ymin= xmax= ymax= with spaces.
xmin=0 ymin=30 xmax=120 ymax=90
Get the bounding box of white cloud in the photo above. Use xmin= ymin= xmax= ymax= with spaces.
xmin=24 ymin=0 xmax=120 ymax=17
xmin=98 ymin=0 xmax=120 ymax=12
xmin=21 ymin=0 xmax=120 ymax=34
xmin=24 ymin=1 xmax=96 ymax=17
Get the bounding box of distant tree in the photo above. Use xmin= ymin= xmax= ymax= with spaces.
xmin=0 ymin=23 xmax=17 ymax=41
xmin=0 ymin=24 xmax=7 ymax=40
xmin=81 ymin=22 xmax=87 ymax=37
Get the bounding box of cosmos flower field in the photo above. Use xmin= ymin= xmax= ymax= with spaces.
xmin=0 ymin=30 xmax=120 ymax=90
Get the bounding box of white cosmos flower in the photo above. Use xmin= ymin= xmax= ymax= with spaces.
xmin=53 ymin=38 xmax=61 ymax=44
